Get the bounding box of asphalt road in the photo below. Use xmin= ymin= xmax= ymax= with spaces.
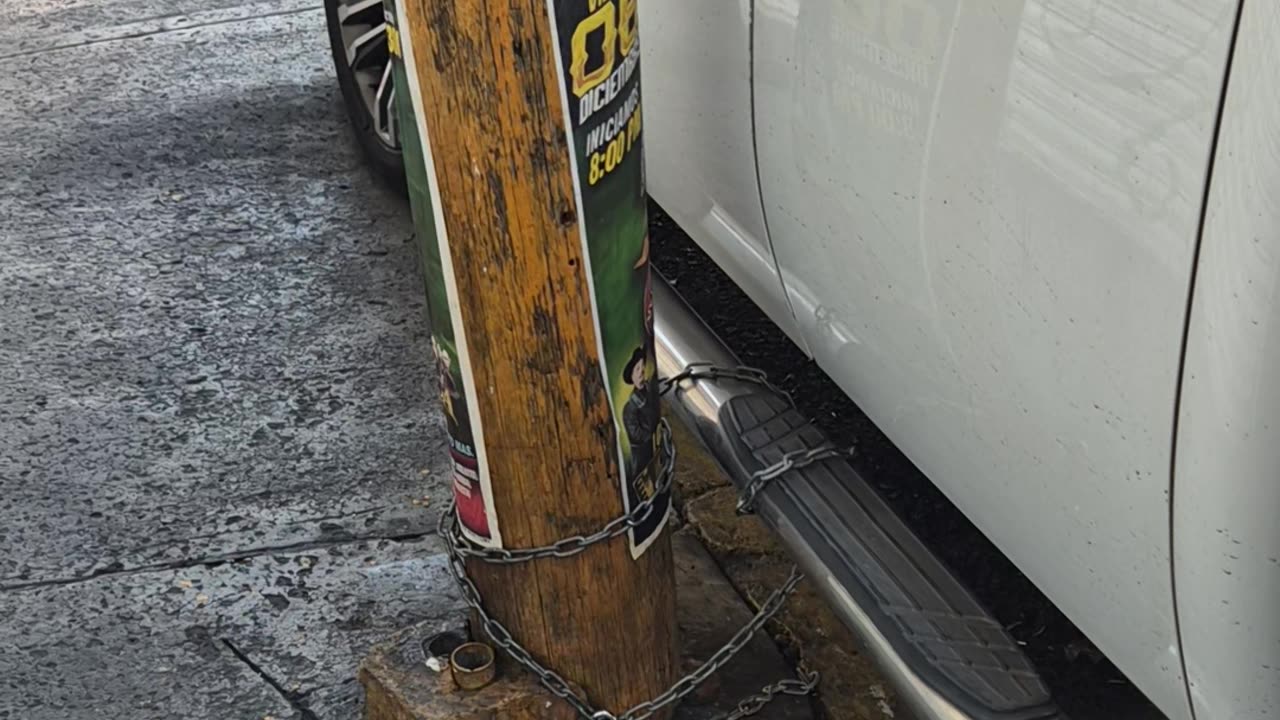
xmin=0 ymin=2 xmax=465 ymax=718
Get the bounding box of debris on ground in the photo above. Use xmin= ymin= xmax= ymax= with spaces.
xmin=669 ymin=415 xmax=905 ymax=720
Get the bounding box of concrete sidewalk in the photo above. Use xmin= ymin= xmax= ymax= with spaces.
xmin=0 ymin=2 xmax=463 ymax=717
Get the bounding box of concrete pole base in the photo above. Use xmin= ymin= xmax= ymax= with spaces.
xmin=361 ymin=635 xmax=579 ymax=720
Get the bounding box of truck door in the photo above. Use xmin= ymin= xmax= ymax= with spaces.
xmin=752 ymin=2 xmax=1238 ymax=717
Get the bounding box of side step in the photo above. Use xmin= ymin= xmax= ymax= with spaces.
xmin=653 ymin=278 xmax=1064 ymax=720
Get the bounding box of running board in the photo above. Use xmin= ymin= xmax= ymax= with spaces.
xmin=652 ymin=278 xmax=1064 ymax=720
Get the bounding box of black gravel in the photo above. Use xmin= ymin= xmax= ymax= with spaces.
xmin=648 ymin=203 xmax=1166 ymax=720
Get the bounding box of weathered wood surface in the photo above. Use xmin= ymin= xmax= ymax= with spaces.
xmin=398 ymin=0 xmax=677 ymax=714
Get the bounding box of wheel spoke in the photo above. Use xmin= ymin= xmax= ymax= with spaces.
xmin=386 ymin=88 xmax=398 ymax=147
xmin=337 ymin=0 xmax=383 ymax=24
xmin=374 ymin=62 xmax=396 ymax=145
xmin=346 ymin=22 xmax=387 ymax=69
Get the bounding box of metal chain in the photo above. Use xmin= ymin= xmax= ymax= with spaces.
xmin=658 ymin=361 xmax=785 ymax=398
xmin=610 ymin=565 xmax=812 ymax=720
xmin=448 ymin=421 xmax=679 ymax=564
xmin=722 ymin=670 xmax=821 ymax=720
xmin=443 ymin=511 xmax=815 ymax=720
xmin=660 ymin=363 xmax=853 ymax=515
xmin=737 ymin=446 xmax=854 ymax=514
xmin=438 ymin=364 xmax=831 ymax=720
xmin=440 ymin=521 xmax=598 ymax=717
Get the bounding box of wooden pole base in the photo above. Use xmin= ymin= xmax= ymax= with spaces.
xmin=359 ymin=529 xmax=813 ymax=720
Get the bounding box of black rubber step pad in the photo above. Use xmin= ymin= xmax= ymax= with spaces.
xmin=721 ymin=393 xmax=1061 ymax=720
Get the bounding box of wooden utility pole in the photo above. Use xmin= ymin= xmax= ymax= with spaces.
xmin=390 ymin=0 xmax=677 ymax=715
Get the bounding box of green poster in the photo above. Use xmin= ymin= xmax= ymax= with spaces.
xmin=387 ymin=2 xmax=501 ymax=547
xmin=550 ymin=0 xmax=669 ymax=556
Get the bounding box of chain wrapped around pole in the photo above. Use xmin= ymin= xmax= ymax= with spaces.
xmin=737 ymin=446 xmax=854 ymax=514
xmin=439 ymin=364 xmax=845 ymax=719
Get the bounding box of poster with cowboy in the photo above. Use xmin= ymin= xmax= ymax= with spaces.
xmin=551 ymin=0 xmax=671 ymax=556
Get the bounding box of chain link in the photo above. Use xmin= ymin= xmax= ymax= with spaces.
xmin=722 ymin=670 xmax=821 ymax=720
xmin=658 ymin=362 xmax=785 ymax=399
xmin=661 ymin=363 xmax=853 ymax=515
xmin=737 ymin=446 xmax=854 ymax=514
xmin=438 ymin=364 xmax=828 ymax=720
xmin=613 ymin=565 xmax=807 ymax=719
xmin=448 ymin=421 xmax=678 ymax=564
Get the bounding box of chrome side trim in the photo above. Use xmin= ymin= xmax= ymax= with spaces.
xmin=653 ymin=276 xmax=1062 ymax=720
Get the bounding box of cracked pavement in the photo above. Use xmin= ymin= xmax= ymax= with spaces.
xmin=0 ymin=1 xmax=464 ymax=717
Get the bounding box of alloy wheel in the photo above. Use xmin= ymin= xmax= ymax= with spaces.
xmin=335 ymin=0 xmax=398 ymax=151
